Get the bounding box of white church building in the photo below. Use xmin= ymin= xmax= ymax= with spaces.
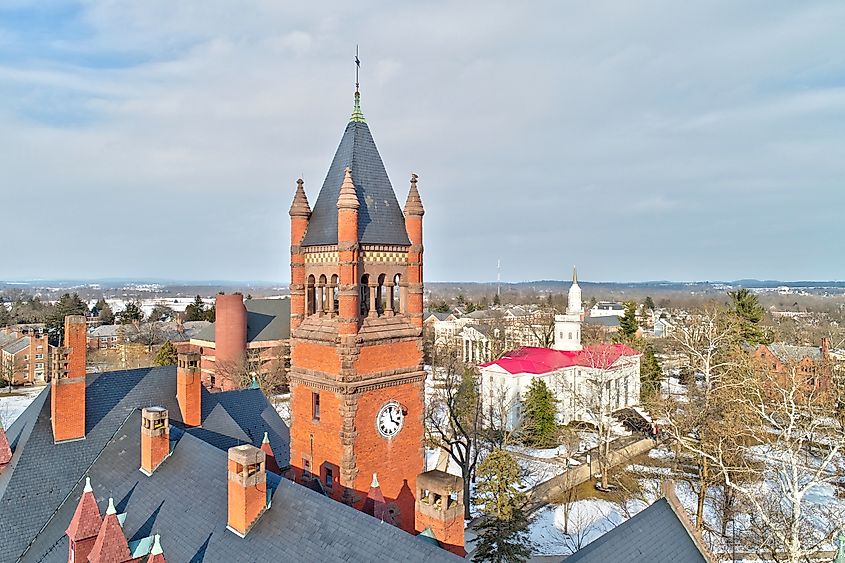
xmin=479 ymin=268 xmax=642 ymax=430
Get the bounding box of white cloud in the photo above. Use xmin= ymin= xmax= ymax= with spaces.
xmin=0 ymin=0 xmax=843 ymax=282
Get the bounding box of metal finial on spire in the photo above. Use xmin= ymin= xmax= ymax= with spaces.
xmin=355 ymin=45 xmax=360 ymax=93
xmin=572 ymin=266 xmax=578 ymax=285
xmin=351 ymin=46 xmax=366 ymax=123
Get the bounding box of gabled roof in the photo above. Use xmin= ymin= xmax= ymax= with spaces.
xmin=193 ymin=298 xmax=290 ymax=344
xmin=585 ymin=315 xmax=621 ymax=327
xmin=480 ymin=344 xmax=640 ymax=375
xmin=2 ymin=336 xmax=29 ymax=355
xmin=300 ymin=114 xmax=411 ymax=247
xmin=765 ymin=343 xmax=822 ymax=363
xmin=565 ymin=497 xmax=710 ymax=563
xmin=0 ymin=366 xmax=457 ymax=562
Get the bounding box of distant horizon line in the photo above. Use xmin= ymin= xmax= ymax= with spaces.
xmin=1 ymin=277 xmax=843 ymax=287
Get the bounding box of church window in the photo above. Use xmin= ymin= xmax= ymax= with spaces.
xmin=303 ymin=458 xmax=311 ymax=479
xmin=325 ymin=467 xmax=334 ymax=488
xmin=312 ymin=392 xmax=321 ymax=421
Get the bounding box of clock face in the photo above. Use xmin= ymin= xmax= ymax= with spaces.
xmin=377 ymin=401 xmax=404 ymax=438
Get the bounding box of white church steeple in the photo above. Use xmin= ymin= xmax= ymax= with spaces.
xmin=553 ymin=265 xmax=583 ymax=352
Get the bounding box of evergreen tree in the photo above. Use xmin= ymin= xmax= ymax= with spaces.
xmin=47 ymin=293 xmax=89 ymax=345
xmin=184 ymin=295 xmax=208 ymax=322
xmin=493 ymin=293 xmax=501 ymax=306
xmin=0 ymin=304 xmax=10 ymax=327
xmin=92 ymin=298 xmax=115 ymax=324
xmin=153 ymin=341 xmax=178 ymax=366
xmin=640 ymin=345 xmax=662 ymax=401
xmin=118 ymin=302 xmax=144 ymax=324
xmin=728 ymin=288 xmax=769 ymax=345
xmin=616 ymin=301 xmax=639 ymax=344
xmin=643 ymin=296 xmax=655 ymax=311
xmin=148 ymin=305 xmax=175 ymax=322
xmin=473 ymin=449 xmax=531 ymax=563
xmin=204 ymin=303 xmax=216 ymax=322
xmin=521 ymin=378 xmax=558 ymax=448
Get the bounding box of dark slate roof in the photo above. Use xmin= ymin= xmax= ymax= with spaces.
xmin=300 ymin=120 xmax=411 ymax=247
xmin=0 ymin=367 xmax=457 ymax=563
xmin=193 ymin=298 xmax=290 ymax=344
xmin=584 ymin=315 xmax=621 ymax=327
xmin=564 ymin=498 xmax=708 ymax=563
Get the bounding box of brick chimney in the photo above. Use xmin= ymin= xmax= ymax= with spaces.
xmin=214 ymin=293 xmax=248 ymax=390
xmin=227 ymin=444 xmax=269 ymax=537
xmin=65 ymin=476 xmax=102 ymax=563
xmin=140 ymin=407 xmax=170 ymax=476
xmin=177 ymin=351 xmax=202 ymax=427
xmin=51 ymin=315 xmax=87 ymax=443
xmin=88 ymin=497 xmax=131 ymax=563
xmin=415 ymin=470 xmax=465 ymax=557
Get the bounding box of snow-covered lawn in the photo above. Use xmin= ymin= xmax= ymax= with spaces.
xmin=0 ymin=387 xmax=44 ymax=428
xmin=272 ymin=393 xmax=291 ymax=425
xmin=529 ymin=498 xmax=647 ymax=556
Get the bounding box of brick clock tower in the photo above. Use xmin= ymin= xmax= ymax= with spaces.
xmin=288 ymin=88 xmax=426 ymax=533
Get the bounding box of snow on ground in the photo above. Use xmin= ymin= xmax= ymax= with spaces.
xmin=0 ymin=387 xmax=44 ymax=428
xmin=272 ymin=393 xmax=291 ymax=425
xmin=529 ymin=498 xmax=646 ymax=556
xmin=508 ymin=444 xmax=565 ymax=460
xmin=661 ymin=376 xmax=688 ymax=401
xmin=647 ymin=445 xmax=675 ymax=461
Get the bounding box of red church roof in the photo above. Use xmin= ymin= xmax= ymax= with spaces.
xmin=480 ymin=344 xmax=640 ymax=375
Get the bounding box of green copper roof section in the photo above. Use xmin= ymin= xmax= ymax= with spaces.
xmin=350 ymin=91 xmax=366 ymax=122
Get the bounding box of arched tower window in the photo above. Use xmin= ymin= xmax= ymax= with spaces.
xmin=306 ymin=275 xmax=316 ymax=316
xmin=377 ymin=274 xmax=386 ymax=316
xmin=393 ymin=273 xmax=402 ymax=314
xmin=360 ymin=274 xmax=370 ymax=317
xmin=330 ymin=274 xmax=339 ymax=315
xmin=318 ymin=274 xmax=328 ymax=314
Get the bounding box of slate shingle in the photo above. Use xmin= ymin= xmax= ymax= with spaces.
xmin=300 ymin=120 xmax=412 ymax=247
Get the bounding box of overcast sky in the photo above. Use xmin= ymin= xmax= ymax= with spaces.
xmin=1 ymin=1 xmax=843 ymax=283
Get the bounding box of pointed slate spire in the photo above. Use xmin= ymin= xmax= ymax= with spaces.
xmin=261 ymin=431 xmax=281 ymax=475
xmin=88 ymin=497 xmax=131 ymax=563
xmin=147 ymin=534 xmax=166 ymax=563
xmin=289 ymin=178 xmax=311 ymax=218
xmin=66 ymin=477 xmax=103 ymax=543
xmin=404 ymin=173 xmax=424 ymax=217
xmin=336 ymin=167 xmax=360 ymax=210
xmin=350 ymin=90 xmax=366 ymax=123
xmin=364 ymin=472 xmax=390 ymax=523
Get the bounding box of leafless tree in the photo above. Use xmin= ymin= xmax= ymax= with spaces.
xmin=425 ymin=344 xmax=483 ymax=519
xmin=666 ymin=361 xmax=845 ymax=562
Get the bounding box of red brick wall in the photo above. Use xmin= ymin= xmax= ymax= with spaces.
xmin=289 ymin=382 xmax=344 ymax=499
xmin=64 ymin=316 xmax=87 ymax=379
xmin=290 ymin=341 xmax=340 ymax=374
xmin=415 ymin=511 xmax=465 ymax=557
xmin=352 ymin=379 xmax=425 ymax=532
xmin=354 ymin=340 xmax=420 ymax=375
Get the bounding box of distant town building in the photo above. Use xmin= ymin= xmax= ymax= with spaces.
xmin=0 ymin=327 xmax=52 ymax=385
xmin=590 ymin=301 xmax=626 ymax=318
xmin=87 ymin=319 xmax=210 ymax=350
xmin=480 ymin=343 xmax=641 ymax=430
xmin=189 ymin=295 xmax=290 ymax=391
xmin=751 ymin=339 xmax=833 ymax=392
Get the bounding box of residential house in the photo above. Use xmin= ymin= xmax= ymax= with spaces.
xmin=590 ymin=301 xmax=626 ymax=318
xmin=751 ymin=339 xmax=833 ymax=392
xmin=0 ymin=329 xmax=52 ymax=385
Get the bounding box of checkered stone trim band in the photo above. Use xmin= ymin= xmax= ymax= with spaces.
xmin=361 ymin=250 xmax=407 ymax=263
xmin=304 ymin=251 xmax=339 ymax=264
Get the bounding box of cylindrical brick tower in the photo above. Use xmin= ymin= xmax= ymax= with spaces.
xmin=336 ymin=167 xmax=360 ymax=337
xmin=404 ymin=174 xmax=425 ymax=330
xmin=289 ymin=178 xmax=311 ymax=333
xmin=214 ymin=293 xmax=247 ymax=389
